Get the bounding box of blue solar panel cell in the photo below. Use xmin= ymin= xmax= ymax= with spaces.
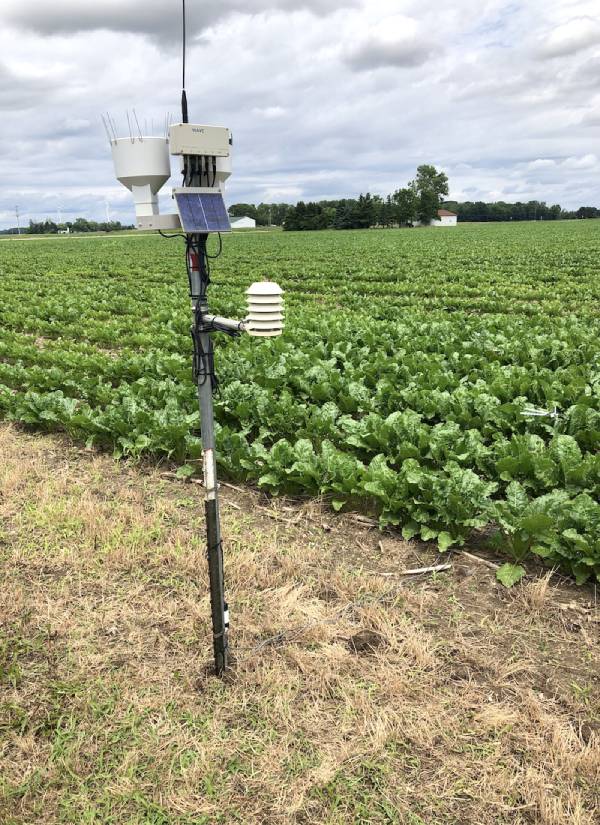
xmin=174 ymin=191 xmax=231 ymax=233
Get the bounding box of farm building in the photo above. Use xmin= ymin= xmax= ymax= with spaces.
xmin=413 ymin=209 xmax=458 ymax=228
xmin=230 ymin=215 xmax=256 ymax=229
xmin=435 ymin=209 xmax=458 ymax=227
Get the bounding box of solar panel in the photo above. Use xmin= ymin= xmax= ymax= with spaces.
xmin=174 ymin=189 xmax=232 ymax=233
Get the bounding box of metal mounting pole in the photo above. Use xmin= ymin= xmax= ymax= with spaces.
xmin=200 ymin=374 xmax=228 ymax=675
xmin=187 ymin=235 xmax=229 ymax=675
xmin=198 ymin=322 xmax=228 ymax=676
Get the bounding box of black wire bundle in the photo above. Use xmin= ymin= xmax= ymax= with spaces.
xmin=158 ymin=211 xmax=225 ymax=396
xmin=190 ymin=317 xmax=218 ymax=393
xmin=185 ymin=234 xmax=221 ymax=393
xmin=185 ymin=234 xmax=210 ymax=292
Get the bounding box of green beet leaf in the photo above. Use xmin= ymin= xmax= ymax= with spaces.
xmin=496 ymin=563 xmax=526 ymax=588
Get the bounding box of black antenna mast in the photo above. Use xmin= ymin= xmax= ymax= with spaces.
xmin=181 ymin=0 xmax=189 ymax=123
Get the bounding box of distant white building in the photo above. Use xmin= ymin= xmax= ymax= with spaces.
xmin=434 ymin=209 xmax=458 ymax=227
xmin=414 ymin=209 xmax=458 ymax=228
xmin=230 ymin=216 xmax=256 ymax=229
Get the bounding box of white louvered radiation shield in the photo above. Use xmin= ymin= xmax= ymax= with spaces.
xmin=245 ymin=281 xmax=284 ymax=337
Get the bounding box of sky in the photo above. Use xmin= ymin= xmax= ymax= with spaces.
xmin=0 ymin=0 xmax=598 ymax=228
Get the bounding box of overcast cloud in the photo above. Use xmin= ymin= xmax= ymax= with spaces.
xmin=0 ymin=0 xmax=598 ymax=228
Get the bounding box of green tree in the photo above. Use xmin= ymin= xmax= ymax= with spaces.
xmin=333 ymin=200 xmax=358 ymax=230
xmin=413 ymin=164 xmax=449 ymax=224
xmin=356 ymin=193 xmax=376 ymax=228
xmin=72 ymin=217 xmax=94 ymax=232
xmin=576 ymin=206 xmax=600 ymax=219
xmin=283 ymin=202 xmax=330 ymax=231
xmin=377 ymin=195 xmax=394 ymax=227
xmin=27 ymin=219 xmax=58 ymax=234
xmin=254 ymin=203 xmax=270 ymax=226
xmin=392 ymin=187 xmax=419 ymax=225
xmin=228 ymin=203 xmax=258 ymax=219
xmin=271 ymin=204 xmax=292 ymax=226
xmin=549 ymin=204 xmax=563 ymax=220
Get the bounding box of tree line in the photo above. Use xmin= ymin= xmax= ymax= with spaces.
xmin=228 ymin=165 xmax=450 ymax=231
xmin=23 ymin=218 xmax=133 ymax=234
xmin=240 ymin=197 xmax=600 ymax=232
xmin=3 ymin=183 xmax=597 ymax=236
xmin=443 ymin=202 xmax=600 ymax=222
xmin=227 ymin=163 xmax=600 ymax=231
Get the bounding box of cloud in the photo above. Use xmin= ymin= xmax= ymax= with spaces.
xmin=346 ymin=37 xmax=436 ymax=71
xmin=259 ymin=185 xmax=303 ymax=201
xmin=252 ymin=106 xmax=287 ymax=119
xmin=0 ymin=61 xmax=55 ymax=110
xmin=3 ymin=0 xmax=356 ymax=42
xmin=537 ymin=16 xmax=600 ymax=59
xmin=528 ymin=159 xmax=556 ymax=170
xmin=562 ymin=153 xmax=598 ymax=170
xmin=575 ymin=55 xmax=600 ymax=86
xmin=579 ymin=105 xmax=600 ymax=126
xmin=1 ymin=0 xmax=599 ymax=229
xmin=344 ymin=13 xmax=437 ymax=71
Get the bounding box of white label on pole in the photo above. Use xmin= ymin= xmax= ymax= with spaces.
xmin=203 ymin=448 xmax=217 ymax=500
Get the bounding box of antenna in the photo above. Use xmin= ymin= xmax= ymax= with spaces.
xmin=104 ymin=112 xmax=117 ymax=141
xmin=101 ymin=114 xmax=113 ymax=144
xmin=109 ymin=113 xmax=118 ymax=141
xmin=181 ymin=0 xmax=189 ymax=123
xmin=132 ymin=108 xmax=143 ymax=140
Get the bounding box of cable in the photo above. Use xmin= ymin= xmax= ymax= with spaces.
xmin=184 ymin=232 xmax=229 ymax=392
xmin=187 ymin=235 xmax=213 ymax=391
xmin=159 ymin=230 xmax=186 ymax=239
xmin=191 ymin=306 xmax=220 ymax=393
xmin=191 ymin=322 xmax=218 ymax=390
xmin=190 ymin=234 xmax=211 ymax=284
xmin=206 ymin=233 xmax=223 ymax=260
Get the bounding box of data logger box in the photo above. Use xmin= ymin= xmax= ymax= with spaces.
xmin=169 ymin=124 xmax=231 ymax=157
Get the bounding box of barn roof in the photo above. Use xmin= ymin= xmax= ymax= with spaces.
xmin=438 ymin=209 xmax=457 ymax=217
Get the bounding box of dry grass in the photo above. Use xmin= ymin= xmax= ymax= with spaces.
xmin=0 ymin=423 xmax=599 ymax=825
xmin=517 ymin=572 xmax=556 ymax=615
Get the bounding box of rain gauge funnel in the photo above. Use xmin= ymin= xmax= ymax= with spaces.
xmin=110 ymin=136 xmax=172 ymax=222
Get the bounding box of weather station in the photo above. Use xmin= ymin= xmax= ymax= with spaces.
xmin=104 ymin=1 xmax=284 ymax=676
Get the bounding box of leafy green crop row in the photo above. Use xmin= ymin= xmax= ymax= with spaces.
xmin=1 ymin=222 xmax=599 ymax=583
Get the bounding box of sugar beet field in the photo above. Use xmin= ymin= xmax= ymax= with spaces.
xmin=1 ymin=221 xmax=600 ymax=583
